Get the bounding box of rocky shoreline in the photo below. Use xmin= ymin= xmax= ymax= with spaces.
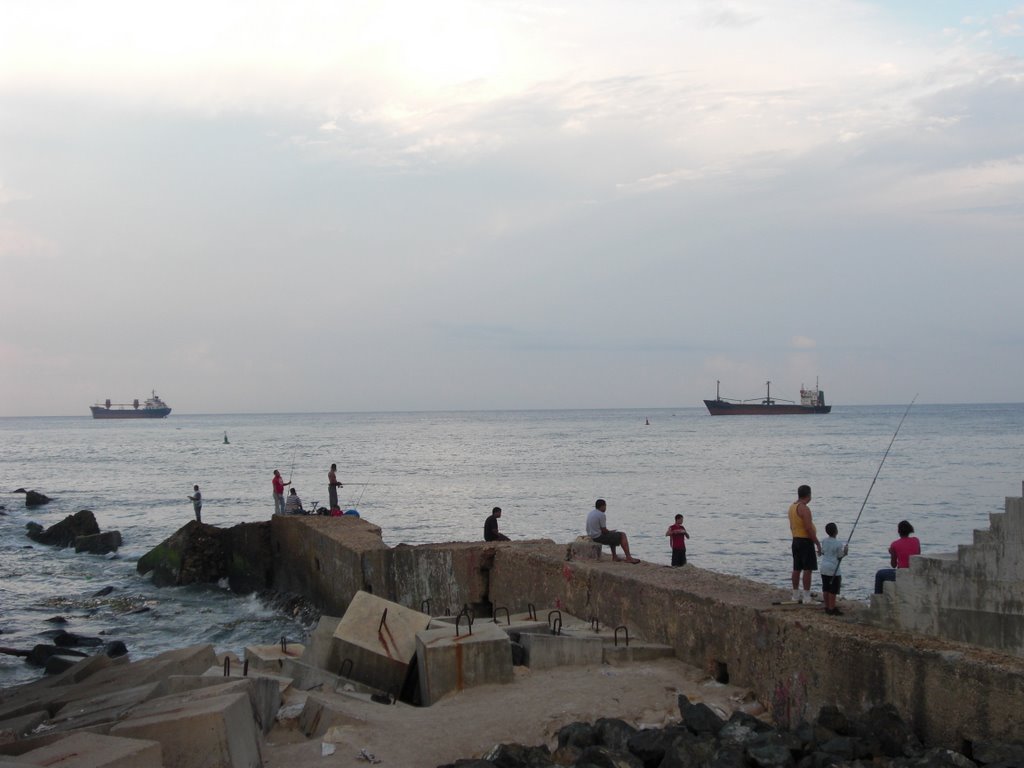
xmin=442 ymin=696 xmax=1024 ymax=768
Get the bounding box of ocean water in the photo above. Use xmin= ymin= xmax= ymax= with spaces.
xmin=2 ymin=404 xmax=1023 ymax=687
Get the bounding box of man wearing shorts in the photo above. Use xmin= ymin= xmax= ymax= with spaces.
xmin=586 ymin=499 xmax=639 ymax=563
xmin=788 ymin=484 xmax=821 ymax=603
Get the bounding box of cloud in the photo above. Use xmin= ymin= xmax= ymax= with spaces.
xmin=790 ymin=337 xmax=817 ymax=350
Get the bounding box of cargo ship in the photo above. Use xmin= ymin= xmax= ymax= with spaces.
xmin=90 ymin=391 xmax=172 ymax=419
xmin=703 ymin=380 xmax=831 ymax=415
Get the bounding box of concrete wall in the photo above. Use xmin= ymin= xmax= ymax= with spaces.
xmin=270 ymin=517 xmax=1024 ymax=750
xmin=270 ymin=516 xmax=388 ymax=616
xmin=486 ymin=543 xmax=1024 ymax=748
xmin=873 ymin=496 xmax=1024 ymax=655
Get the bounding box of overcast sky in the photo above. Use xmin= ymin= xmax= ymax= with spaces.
xmin=2 ymin=1 xmax=1023 ymax=416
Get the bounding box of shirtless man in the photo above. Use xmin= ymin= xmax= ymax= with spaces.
xmin=788 ymin=484 xmax=822 ymax=603
xmin=328 ymin=463 xmax=343 ymax=512
xmin=586 ymin=499 xmax=639 ymax=563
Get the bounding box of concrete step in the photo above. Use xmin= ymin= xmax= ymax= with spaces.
xmin=602 ymin=642 xmax=675 ymax=665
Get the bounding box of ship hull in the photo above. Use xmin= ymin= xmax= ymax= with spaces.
xmin=90 ymin=407 xmax=171 ymax=419
xmin=704 ymin=400 xmax=831 ymax=415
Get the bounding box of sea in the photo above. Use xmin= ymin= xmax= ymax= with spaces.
xmin=2 ymin=404 xmax=1023 ymax=688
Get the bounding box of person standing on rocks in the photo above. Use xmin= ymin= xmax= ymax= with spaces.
xmin=586 ymin=499 xmax=640 ymax=563
xmin=788 ymin=484 xmax=821 ymax=603
xmin=272 ymin=470 xmax=290 ymax=516
xmin=187 ymin=485 xmax=202 ymax=523
xmin=328 ymin=463 xmax=344 ymax=513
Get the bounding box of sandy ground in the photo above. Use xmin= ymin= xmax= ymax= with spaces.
xmin=261 ymin=657 xmax=761 ymax=768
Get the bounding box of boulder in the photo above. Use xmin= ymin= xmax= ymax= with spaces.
xmin=75 ymin=531 xmax=123 ymax=554
xmin=137 ymin=520 xmax=272 ymax=590
xmin=18 ymin=489 xmax=51 ymax=507
xmin=26 ymin=510 xmax=99 ymax=547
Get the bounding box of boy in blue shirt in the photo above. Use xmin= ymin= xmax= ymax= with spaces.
xmin=819 ymin=522 xmax=848 ymax=615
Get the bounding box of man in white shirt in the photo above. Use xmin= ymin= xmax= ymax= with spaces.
xmin=585 ymin=499 xmax=639 ymax=563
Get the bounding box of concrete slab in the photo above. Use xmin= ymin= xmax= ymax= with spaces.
xmin=298 ymin=615 xmax=342 ymax=672
xmin=602 ymin=642 xmax=676 ymax=665
xmin=332 ymin=591 xmax=431 ymax=697
xmin=297 ymin=691 xmax=367 ymax=737
xmin=12 ymin=731 xmax=162 ymax=768
xmin=244 ymin=642 xmax=305 ymax=674
xmin=47 ymin=682 xmax=165 ymax=734
xmin=415 ymin=622 xmax=513 ymax=706
xmin=519 ymin=631 xmax=604 ymax=670
xmin=0 ymin=710 xmax=47 ymax=741
xmin=566 ymin=537 xmax=603 ymax=561
xmin=110 ymin=691 xmax=259 ymax=768
xmin=200 ymin=666 xmax=294 ymax=696
xmin=162 ymin=676 xmax=281 ymax=735
xmin=55 ymin=645 xmax=218 ymax=705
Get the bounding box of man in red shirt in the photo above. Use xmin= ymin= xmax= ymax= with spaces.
xmin=272 ymin=470 xmax=290 ymax=516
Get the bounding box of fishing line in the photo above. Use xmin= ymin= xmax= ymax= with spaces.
xmin=354 ymin=483 xmax=370 ymax=507
xmin=845 ymin=395 xmax=918 ymax=547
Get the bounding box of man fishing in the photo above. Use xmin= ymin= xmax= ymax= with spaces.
xmin=272 ymin=469 xmax=290 ymax=516
xmin=328 ymin=463 xmax=343 ymax=512
xmin=788 ymin=484 xmax=821 ymax=603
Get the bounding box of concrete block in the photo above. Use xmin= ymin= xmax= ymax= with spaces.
xmin=70 ymin=645 xmax=217 ymax=697
xmin=415 ymin=622 xmax=513 ymax=706
xmin=0 ymin=710 xmax=48 ymax=741
xmin=299 ymin=615 xmax=342 ymax=672
xmin=12 ymin=731 xmax=162 ymax=767
xmin=243 ymin=642 xmax=305 ymax=674
xmin=200 ymin=666 xmax=294 ymax=696
xmin=277 ymin=658 xmax=383 ymax=696
xmin=566 ymin=537 xmax=602 ymax=561
xmin=110 ymin=691 xmax=259 ymax=768
xmin=162 ymin=676 xmax=281 ymax=735
xmin=332 ymin=591 xmax=431 ymax=697
xmin=602 ymin=642 xmax=675 ymax=665
xmin=519 ymin=631 xmax=604 ymax=670
xmin=47 ymin=682 xmax=165 ymax=734
xmin=297 ymin=692 xmax=366 ymax=737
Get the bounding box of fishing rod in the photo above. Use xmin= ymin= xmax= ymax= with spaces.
xmin=846 ymin=395 xmax=918 ymax=547
xmin=353 ymin=483 xmax=370 ymax=507
xmin=288 ymin=450 xmax=297 ymax=484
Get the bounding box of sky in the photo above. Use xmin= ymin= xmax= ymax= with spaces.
xmin=2 ymin=1 xmax=1024 ymax=416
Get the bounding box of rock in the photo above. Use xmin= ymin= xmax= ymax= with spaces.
xmin=556 ymin=721 xmax=597 ymax=751
xmin=23 ymin=490 xmax=51 ymax=507
xmin=816 ymin=705 xmax=851 ymax=735
xmin=905 ymin=748 xmax=977 ymax=767
xmin=660 ymin=733 xmax=718 ymax=768
xmin=74 ymin=530 xmax=123 ymax=554
xmin=678 ymin=694 xmax=725 ymax=735
xmin=625 ymin=725 xmax=689 ymax=765
xmin=594 ymin=718 xmax=638 ymax=753
xmin=747 ymin=743 xmax=795 ymax=768
xmin=858 ymin=703 xmax=921 ymax=758
xmin=104 ymin=640 xmax=129 ymax=657
xmin=92 ymin=586 xmax=115 ymax=597
xmin=25 ymin=643 xmax=88 ymax=668
xmin=575 ymin=744 xmax=643 ymax=768
xmin=51 ymin=630 xmax=104 ymax=647
xmin=971 ymin=739 xmax=1024 ymax=765
xmin=26 ymin=509 xmax=100 ymax=547
xmin=45 ymin=615 xmax=69 ymax=624
xmin=137 ymin=520 xmax=272 ymax=590
xmin=480 ymin=742 xmax=554 ymax=767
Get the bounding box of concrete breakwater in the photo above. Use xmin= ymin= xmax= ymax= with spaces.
xmin=260 ymin=513 xmax=1024 ymax=751
xmin=8 ymin=500 xmax=1018 ymax=764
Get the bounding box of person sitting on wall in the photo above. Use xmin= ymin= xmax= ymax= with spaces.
xmin=284 ymin=487 xmax=305 ymax=515
xmin=484 ymin=507 xmax=510 ymax=541
xmin=874 ymin=520 xmax=920 ymax=594
xmin=586 ymin=498 xmax=639 ymax=563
